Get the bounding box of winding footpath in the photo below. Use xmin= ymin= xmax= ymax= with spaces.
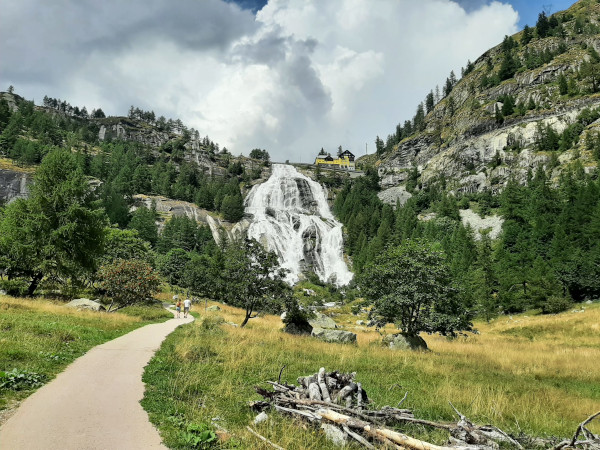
xmin=0 ymin=310 xmax=193 ymax=450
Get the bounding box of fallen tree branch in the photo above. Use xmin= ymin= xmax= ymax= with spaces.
xmin=253 ymin=367 xmax=545 ymax=449
xmin=246 ymin=426 xmax=285 ymax=450
xmin=278 ymin=365 xmax=287 ymax=384
xmin=319 ymin=408 xmax=452 ymax=450
xmin=554 ymin=410 xmax=600 ymax=449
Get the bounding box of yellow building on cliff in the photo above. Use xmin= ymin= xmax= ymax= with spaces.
xmin=314 ymin=148 xmax=355 ymax=170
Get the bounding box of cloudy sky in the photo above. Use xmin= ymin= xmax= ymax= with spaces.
xmin=0 ymin=0 xmax=575 ymax=162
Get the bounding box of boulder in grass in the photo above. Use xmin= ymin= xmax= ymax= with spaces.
xmin=382 ymin=333 xmax=427 ymax=351
xmin=308 ymin=312 xmax=338 ymax=329
xmin=311 ymin=327 xmax=357 ymax=344
xmin=207 ymin=305 xmax=221 ymax=311
xmin=66 ymin=298 xmax=105 ymax=311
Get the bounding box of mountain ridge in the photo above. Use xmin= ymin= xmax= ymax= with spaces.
xmin=369 ymin=0 xmax=600 ymax=193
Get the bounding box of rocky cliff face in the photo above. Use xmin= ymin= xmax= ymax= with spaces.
xmin=97 ymin=119 xmax=225 ymax=176
xmin=131 ymin=194 xmax=250 ymax=243
xmin=0 ymin=167 xmax=31 ymax=203
xmin=375 ymin=0 xmax=600 ymax=194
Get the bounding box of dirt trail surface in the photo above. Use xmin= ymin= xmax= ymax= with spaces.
xmin=0 ymin=310 xmax=193 ymax=450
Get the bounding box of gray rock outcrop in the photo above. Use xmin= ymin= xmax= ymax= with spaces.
xmin=0 ymin=168 xmax=31 ymax=203
xmin=308 ymin=312 xmax=338 ymax=329
xmin=377 ymin=186 xmax=413 ymax=207
xmin=382 ymin=333 xmax=427 ymax=350
xmin=65 ymin=298 xmax=105 ymax=311
xmin=459 ymin=209 xmax=503 ymax=240
xmin=311 ymin=327 xmax=357 ymax=344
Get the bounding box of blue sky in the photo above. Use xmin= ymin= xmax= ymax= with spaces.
xmin=1 ymin=0 xmax=579 ymax=162
xmin=508 ymin=0 xmax=576 ymax=27
xmin=230 ymin=0 xmax=577 ymax=28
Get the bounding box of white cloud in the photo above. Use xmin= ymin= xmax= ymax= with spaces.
xmin=0 ymin=0 xmax=519 ymax=162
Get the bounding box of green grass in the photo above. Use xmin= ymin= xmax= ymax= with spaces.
xmin=142 ymin=302 xmax=600 ymax=449
xmin=0 ymin=296 xmax=172 ymax=415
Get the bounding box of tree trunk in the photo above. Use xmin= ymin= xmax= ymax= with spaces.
xmin=240 ymin=302 xmax=256 ymax=327
xmin=27 ymin=272 xmax=43 ymax=296
xmin=241 ymin=310 xmax=252 ymax=327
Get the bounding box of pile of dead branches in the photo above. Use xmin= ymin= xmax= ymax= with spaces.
xmin=250 ymin=367 xmax=531 ymax=449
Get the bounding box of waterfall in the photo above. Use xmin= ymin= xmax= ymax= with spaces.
xmin=245 ymin=164 xmax=353 ymax=286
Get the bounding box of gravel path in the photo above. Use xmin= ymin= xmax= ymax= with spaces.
xmin=0 ymin=310 xmax=193 ymax=449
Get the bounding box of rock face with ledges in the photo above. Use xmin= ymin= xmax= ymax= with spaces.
xmin=0 ymin=168 xmax=31 ymax=203
xmin=372 ymin=2 xmax=600 ymax=194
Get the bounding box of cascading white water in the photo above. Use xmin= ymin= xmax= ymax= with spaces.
xmin=245 ymin=164 xmax=353 ymax=286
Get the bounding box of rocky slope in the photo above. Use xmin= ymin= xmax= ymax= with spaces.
xmin=373 ymin=0 xmax=600 ymax=193
xmin=132 ymin=194 xmax=250 ymax=243
xmin=0 ymin=160 xmax=33 ymax=204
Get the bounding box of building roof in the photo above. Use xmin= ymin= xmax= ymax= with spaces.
xmin=340 ymin=150 xmax=354 ymax=157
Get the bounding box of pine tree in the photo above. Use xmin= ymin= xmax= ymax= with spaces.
xmin=425 ymin=91 xmax=435 ymax=114
xmin=558 ymin=73 xmax=568 ymax=95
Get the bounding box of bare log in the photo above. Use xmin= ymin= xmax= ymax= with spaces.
xmin=319 ymin=408 xmax=453 ymax=450
xmin=449 ymin=401 xmax=523 ymax=449
xmin=555 ymin=411 xmax=600 ymax=449
xmin=246 ymin=426 xmax=285 ymax=450
xmin=335 ymin=382 xmax=357 ymax=403
xmin=318 ymin=367 xmax=331 ymax=402
xmin=283 ymin=397 xmax=382 ymax=425
xmin=308 ymin=382 xmax=322 ymax=401
xmin=570 ymin=411 xmax=600 ymax=447
xmin=266 ymin=381 xmax=294 ymax=392
xmin=274 ymin=405 xmax=319 ymax=422
xmin=342 ymin=424 xmax=376 ymax=449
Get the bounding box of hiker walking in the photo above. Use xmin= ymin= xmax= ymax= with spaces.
xmin=183 ymin=298 xmax=191 ymax=318
xmin=175 ymin=299 xmax=182 ymax=318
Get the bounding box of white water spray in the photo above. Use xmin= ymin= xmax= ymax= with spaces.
xmin=245 ymin=164 xmax=353 ymax=286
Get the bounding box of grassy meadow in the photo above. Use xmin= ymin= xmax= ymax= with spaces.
xmin=0 ymin=294 xmax=172 ymax=422
xmin=142 ymin=301 xmax=600 ymax=449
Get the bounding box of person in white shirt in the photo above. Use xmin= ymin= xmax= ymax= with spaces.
xmin=183 ymin=298 xmax=191 ymax=318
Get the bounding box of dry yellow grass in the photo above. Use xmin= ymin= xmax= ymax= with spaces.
xmin=0 ymin=295 xmax=143 ymax=325
xmin=143 ymin=301 xmax=600 ymax=448
xmin=0 ymin=158 xmax=36 ymax=173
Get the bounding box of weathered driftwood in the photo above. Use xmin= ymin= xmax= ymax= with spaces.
xmin=253 ymin=367 xmax=538 ymax=449
xmin=448 ymin=401 xmax=523 ymax=450
xmin=554 ymin=411 xmax=600 ymax=450
xmin=318 ymin=367 xmax=332 ymax=402
xmin=319 ymin=408 xmax=452 ymax=450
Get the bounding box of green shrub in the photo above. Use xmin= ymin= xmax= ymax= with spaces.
xmin=0 ymin=279 xmax=29 ymax=297
xmin=98 ymin=259 xmax=160 ymax=312
xmin=542 ymin=296 xmax=572 ymax=314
